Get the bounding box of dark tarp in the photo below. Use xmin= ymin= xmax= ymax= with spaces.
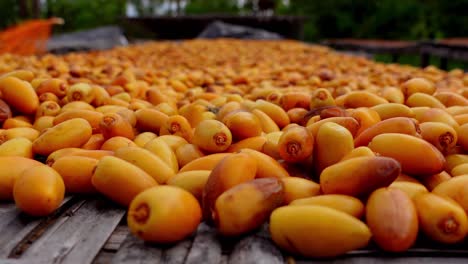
xmin=47 ymin=26 xmax=128 ymax=53
xmin=197 ymin=20 xmax=282 ymax=40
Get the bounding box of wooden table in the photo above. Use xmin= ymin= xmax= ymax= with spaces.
xmin=321 ymin=39 xmax=420 ymax=63
xmin=321 ymin=38 xmax=468 ymax=70
xmin=123 ymin=15 xmax=306 ymax=40
xmin=1 ymin=197 xmax=468 ymax=264
xmin=420 ymin=39 xmax=468 ymax=70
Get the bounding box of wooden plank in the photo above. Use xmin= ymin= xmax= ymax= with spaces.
xmin=185 ymin=223 xmax=222 ymax=264
xmin=161 ymin=239 xmax=193 ymax=264
xmin=0 ymin=259 xmax=42 ymax=264
xmin=0 ymin=203 xmax=15 ymax=214
xmin=0 ymin=209 xmax=42 ymax=258
xmin=228 ymin=235 xmax=283 ymax=264
xmin=0 ymin=197 xmax=76 ymax=258
xmin=296 ymin=257 xmax=468 ymax=264
xmin=219 ymin=255 xmax=229 ymax=264
xmin=346 ymin=248 xmax=468 ymax=257
xmin=0 ymin=205 xmax=23 ymax=230
xmin=112 ymin=229 xmax=193 ymax=264
xmin=420 ymin=44 xmax=468 ymax=62
xmin=254 ymin=222 xmax=271 ymax=239
xmin=92 ymin=250 xmax=115 ymax=264
xmin=112 ymin=233 xmax=163 ymax=264
xmin=228 ymin=223 xmax=283 ymax=264
xmin=21 ymin=198 xmax=124 ymax=264
xmin=449 ymin=50 xmax=468 ymax=61
xmin=102 ymin=225 xmax=129 ymax=251
xmin=322 ymin=39 xmax=420 ymax=55
xmin=103 ymin=220 xmax=468 ymax=264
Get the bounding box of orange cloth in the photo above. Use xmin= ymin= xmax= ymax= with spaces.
xmin=0 ymin=18 xmax=62 ymax=55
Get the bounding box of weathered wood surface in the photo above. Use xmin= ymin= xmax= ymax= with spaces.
xmin=112 ymin=222 xmax=284 ymax=264
xmin=112 ymin=233 xmax=164 ymax=264
xmin=321 ymin=39 xmax=420 ymax=55
xmin=113 ymin=232 xmax=194 ymax=264
xmin=0 ymin=205 xmax=42 ymax=258
xmin=21 ymin=198 xmax=124 ymax=264
xmin=2 ymin=198 xmax=468 ymax=264
xmin=296 ymin=257 xmax=468 ymax=264
xmin=102 ymin=226 xmax=129 ymax=251
xmin=0 ymin=260 xmax=36 ymax=264
xmin=228 ymin=234 xmax=283 ymax=264
xmin=321 ymin=39 xmax=468 ymax=69
xmin=185 ymin=223 xmax=223 ymax=264
xmin=420 ymin=42 xmax=468 ymax=62
xmin=0 ymin=197 xmax=75 ymax=258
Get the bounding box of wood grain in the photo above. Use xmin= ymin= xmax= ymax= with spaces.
xmin=0 ymin=197 xmax=75 ymax=258
xmin=2 ymin=198 xmax=468 ymax=264
xmin=102 ymin=226 xmax=129 ymax=251
xmin=296 ymin=257 xmax=468 ymax=264
xmin=112 ymin=233 xmax=163 ymax=264
xmin=112 ymin=226 xmax=194 ymax=264
xmin=21 ymin=198 xmax=124 ymax=264
xmin=185 ymin=223 xmax=222 ymax=264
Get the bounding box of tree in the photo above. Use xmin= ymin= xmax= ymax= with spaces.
xmin=435 ymin=0 xmax=468 ymax=38
xmin=127 ymin=0 xmax=168 ymax=16
xmin=1 ymin=0 xmax=467 ymax=41
xmin=276 ymin=0 xmax=465 ymax=41
xmin=0 ymin=0 xmax=20 ymax=29
xmin=44 ymin=0 xmax=126 ymax=32
xmin=18 ymin=0 xmax=40 ymax=19
xmin=245 ymin=0 xmax=277 ymax=13
xmin=185 ymin=0 xmax=240 ymax=14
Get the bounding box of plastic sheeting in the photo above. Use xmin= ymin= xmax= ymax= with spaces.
xmin=47 ymin=26 xmax=128 ymax=53
xmin=197 ymin=20 xmax=282 ymax=40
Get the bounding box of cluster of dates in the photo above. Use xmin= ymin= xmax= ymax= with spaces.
xmin=0 ymin=40 xmax=467 ymax=258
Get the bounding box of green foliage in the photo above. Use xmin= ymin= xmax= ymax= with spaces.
xmin=1 ymin=0 xmax=467 ymax=42
xmin=44 ymin=0 xmax=126 ymax=33
xmin=0 ymin=0 xmax=21 ymax=29
xmin=434 ymin=0 xmax=468 ymax=38
xmin=279 ymin=0 xmax=429 ymax=40
xmin=278 ymin=0 xmax=468 ymax=42
xmin=185 ymin=0 xmax=240 ymax=14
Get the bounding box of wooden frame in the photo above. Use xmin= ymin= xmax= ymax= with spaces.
xmin=322 ymin=38 xmax=468 ymax=70
xmin=2 ymin=196 xmax=468 ymax=263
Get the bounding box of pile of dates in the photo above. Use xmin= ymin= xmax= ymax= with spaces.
xmin=0 ymin=39 xmax=468 ymax=258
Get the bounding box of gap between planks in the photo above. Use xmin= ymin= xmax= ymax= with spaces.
xmin=19 ymin=198 xmax=125 ymax=264
xmin=111 ymin=222 xmax=283 ymax=264
xmin=5 ymin=198 xmax=468 ymax=264
xmin=0 ymin=196 xmax=77 ymax=259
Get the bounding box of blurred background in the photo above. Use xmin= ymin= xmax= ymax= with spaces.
xmin=3 ymin=0 xmax=467 ymax=40
xmin=1 ymin=0 xmax=468 ymax=69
